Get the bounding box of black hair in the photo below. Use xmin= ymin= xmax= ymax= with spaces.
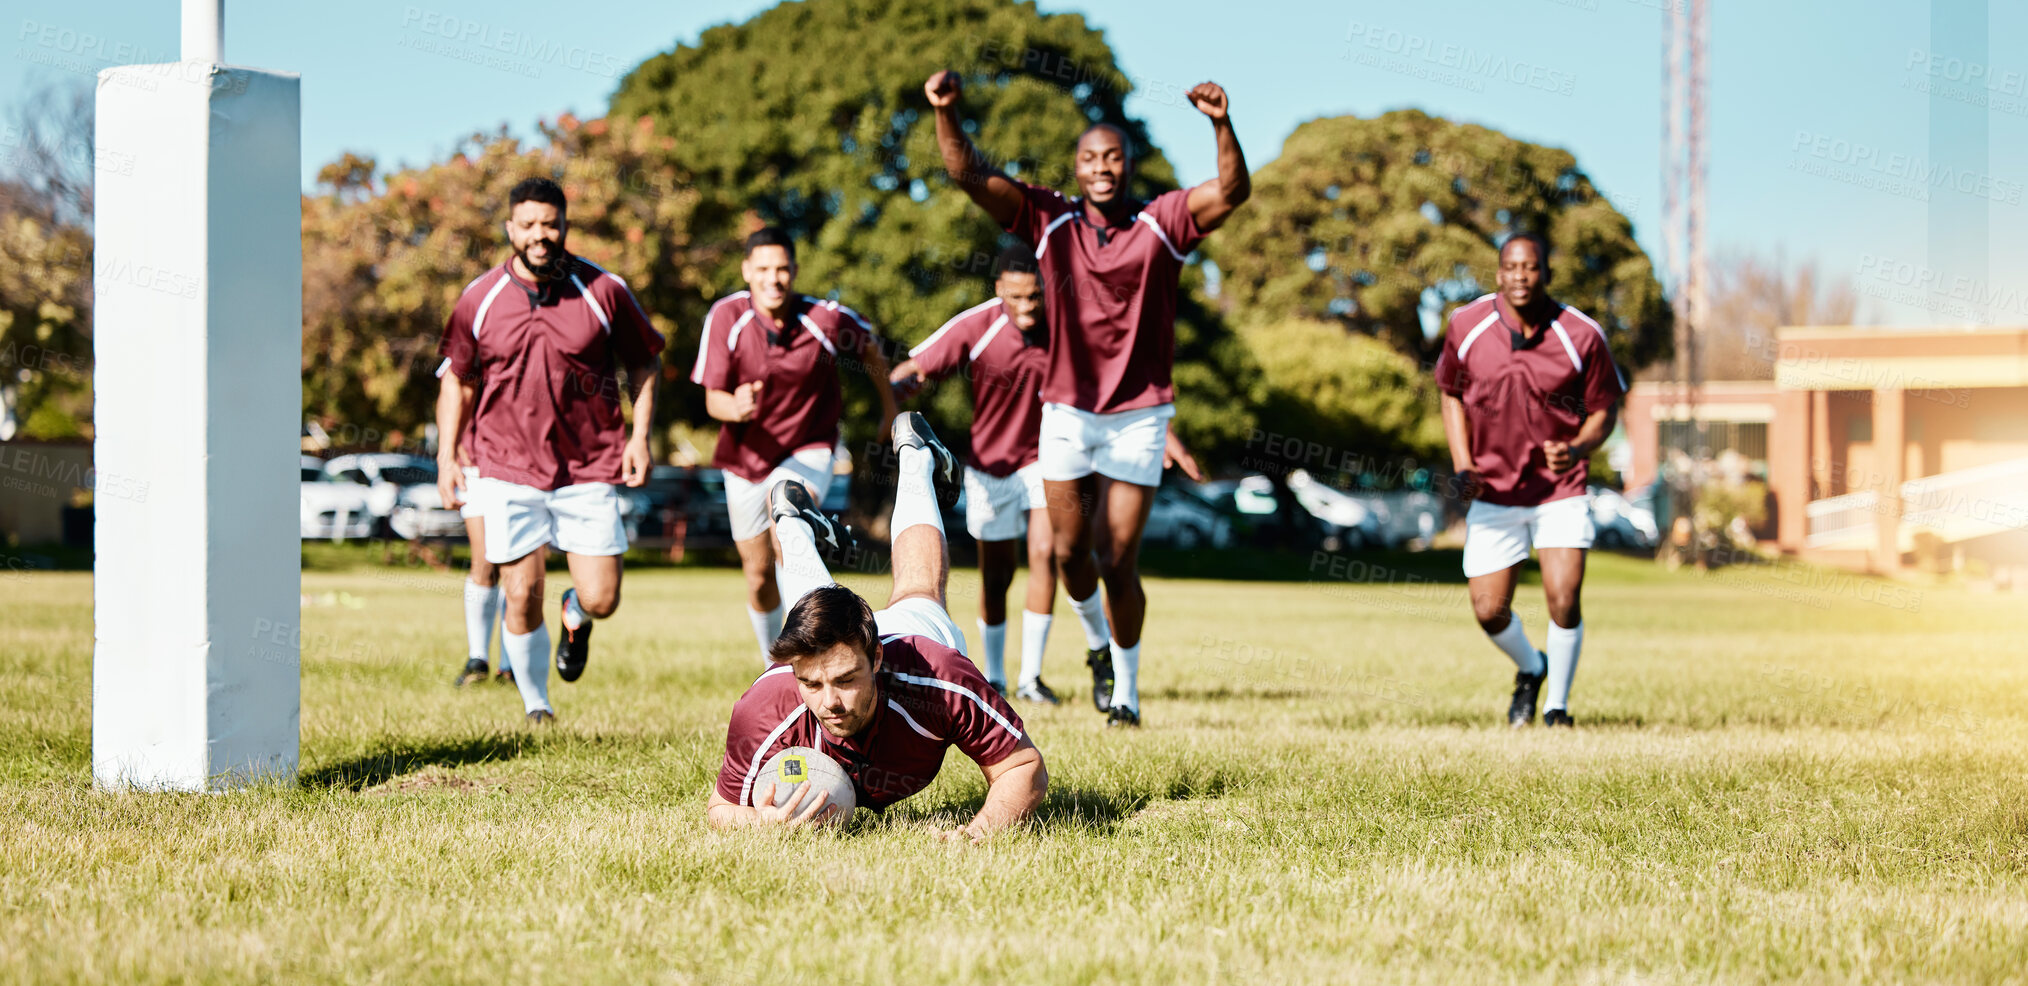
xmin=770 ymin=584 xmax=879 ymax=667
xmin=744 ymin=226 xmax=797 ymax=263
xmin=1501 ymin=231 xmax=1552 ymax=262
xmin=508 ymin=177 xmax=567 ymax=217
xmin=992 ymin=243 xmax=1039 ymax=279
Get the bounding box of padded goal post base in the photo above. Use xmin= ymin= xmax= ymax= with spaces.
xmin=92 ymin=62 xmax=302 ymax=791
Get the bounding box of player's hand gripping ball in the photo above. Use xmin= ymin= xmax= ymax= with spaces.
xmin=759 ymin=746 xmax=856 ymax=828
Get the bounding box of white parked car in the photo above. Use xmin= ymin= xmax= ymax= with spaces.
xmin=1591 ymin=483 xmax=1660 ymax=550
xmin=323 ymin=453 xmax=463 ymax=540
xmin=1286 ymin=469 xmax=1389 ymax=550
xmin=1143 ymin=484 xmax=1233 ymax=550
xmin=300 ymin=455 xmax=375 ymax=540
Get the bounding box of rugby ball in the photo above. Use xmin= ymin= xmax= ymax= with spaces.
xmin=758 ymin=746 xmax=856 ymax=825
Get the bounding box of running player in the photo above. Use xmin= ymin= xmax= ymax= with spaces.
xmin=434 ymin=177 xmax=665 ymax=724
xmin=1434 ymin=233 xmax=1626 ymax=728
xmin=924 ymin=70 xmax=1249 ymax=726
xmin=887 ymin=245 xmax=1060 ymax=704
xmin=707 ymin=412 xmax=1047 ymax=841
xmin=691 ymin=228 xmax=900 ymax=662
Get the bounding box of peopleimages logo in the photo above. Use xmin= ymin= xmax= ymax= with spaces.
xmin=398 ymin=7 xmax=626 ymax=79
xmin=1343 ymin=20 xmax=1577 ymax=97
xmin=1789 ymin=130 xmax=2024 ymax=205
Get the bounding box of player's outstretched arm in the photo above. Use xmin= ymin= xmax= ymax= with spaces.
xmin=706 ymin=783 xmax=839 ymax=830
xmin=925 ymin=70 xmax=1024 ymax=229
xmin=434 ymin=372 xmax=475 ymax=508
xmin=1183 ymin=82 xmax=1250 ymax=232
xmin=939 ymin=738 xmax=1047 ymax=844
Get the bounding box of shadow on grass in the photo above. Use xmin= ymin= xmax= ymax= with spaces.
xmin=1017 ymin=772 xmax=1236 ymax=836
xmin=301 ymin=734 xmax=529 ymax=791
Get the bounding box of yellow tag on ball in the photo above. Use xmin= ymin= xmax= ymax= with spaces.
xmin=778 ymin=754 xmax=807 ymax=782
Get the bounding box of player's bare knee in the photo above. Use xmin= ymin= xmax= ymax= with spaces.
xmin=1546 ymin=594 xmax=1582 ymax=628
xmin=468 ymin=561 xmax=498 ymax=588
xmin=580 ymin=586 xmax=620 ymax=619
xmin=1474 ymin=601 xmax=1512 ymax=633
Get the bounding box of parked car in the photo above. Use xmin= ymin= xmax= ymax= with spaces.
xmin=323 ymin=453 xmax=460 ymax=540
xmin=628 ymin=465 xmax=735 ymax=549
xmin=300 ymin=455 xmax=374 ymax=540
xmin=1591 ymin=483 xmax=1660 ymax=551
xmin=1143 ymin=483 xmax=1233 ymax=550
xmin=1286 ymin=469 xmax=1389 ymax=551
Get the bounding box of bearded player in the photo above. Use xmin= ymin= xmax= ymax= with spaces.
xmin=707 ymin=412 xmax=1047 ymax=841
xmin=1434 ymin=233 xmax=1626 ymax=728
xmin=692 ymin=228 xmax=900 ymax=662
xmin=925 ymin=70 xmax=1245 ymax=726
xmin=887 ymin=245 xmax=1060 ymax=704
xmin=435 ymin=177 xmax=665 ymax=724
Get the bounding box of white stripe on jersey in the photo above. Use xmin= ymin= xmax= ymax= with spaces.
xmin=1135 ymin=212 xmax=1188 ymax=262
xmin=911 ymin=298 xmax=1001 ymax=360
xmin=1558 ymin=306 xmax=1629 ymax=390
xmin=569 ymin=273 xmax=612 ymax=333
xmin=1548 ymin=321 xmax=1584 ymax=373
xmin=1454 ymin=308 xmax=1501 ymax=360
xmin=798 ymin=313 xmax=838 ymax=355
xmin=470 ymin=272 xmax=513 ymax=338
xmin=887 ymin=698 xmax=945 ymax=741
xmin=738 ymin=702 xmax=808 ymax=806
xmin=888 ymin=671 xmax=1024 ymax=742
xmin=691 ymin=291 xmax=751 ymax=385
xmin=968 ymin=315 xmax=1011 ymax=363
xmin=1030 ymin=212 xmax=1077 ymax=260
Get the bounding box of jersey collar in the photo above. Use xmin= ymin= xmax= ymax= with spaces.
xmin=1494 ymin=294 xmax=1562 ymax=351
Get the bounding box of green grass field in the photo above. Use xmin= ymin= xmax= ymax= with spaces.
xmin=4 ymin=552 xmax=2025 ymax=984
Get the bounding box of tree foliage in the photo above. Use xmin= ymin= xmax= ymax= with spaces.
xmin=609 ymin=0 xmax=1257 ymax=459
xmin=299 ymin=116 xmax=708 ymax=448
xmin=1208 ymin=110 xmax=1671 ymax=374
xmin=0 ymin=81 xmax=95 ymax=440
xmin=1240 ymin=317 xmax=1447 ymax=473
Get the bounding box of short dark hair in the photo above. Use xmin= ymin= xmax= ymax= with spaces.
xmin=993 ymin=244 xmax=1038 ymax=279
xmin=508 ymin=177 xmax=567 ymax=217
xmin=770 ymin=584 xmax=879 ymax=667
xmin=1501 ymin=231 xmax=1552 ymax=262
xmin=744 ymin=226 xmax=797 ymax=263
xmin=1077 ymin=123 xmax=1134 ymax=161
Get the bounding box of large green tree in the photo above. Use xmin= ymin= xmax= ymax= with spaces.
xmin=1209 ymin=110 xmax=1671 ymax=372
xmin=610 ymin=0 xmax=1258 ymax=460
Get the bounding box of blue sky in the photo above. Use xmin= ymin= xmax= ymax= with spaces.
xmin=7 ymin=0 xmax=2024 ymax=325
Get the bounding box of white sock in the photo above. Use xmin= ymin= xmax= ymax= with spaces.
xmin=501 ymin=623 xmax=552 ymax=715
xmin=1108 ymin=638 xmax=1140 ymax=713
xmin=1019 ymin=610 xmax=1052 ymax=686
xmin=561 ymin=588 xmax=587 ymax=632
xmin=773 ymin=516 xmax=834 ymax=612
xmin=1545 ymin=620 xmax=1584 ymax=712
xmin=464 ymin=580 xmax=501 ymax=664
xmin=1070 ymin=591 xmax=1108 ymax=650
xmin=978 ymin=620 xmax=1007 ymax=687
xmin=748 ymin=604 xmax=784 ymax=661
xmin=1486 ymin=612 xmax=1546 ymax=675
xmin=891 ymin=446 xmax=944 ymax=539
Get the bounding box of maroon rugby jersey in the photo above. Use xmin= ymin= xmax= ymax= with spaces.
xmin=690 ymin=292 xmax=878 ymax=482
xmin=1005 ymin=185 xmax=1204 ymax=414
xmin=1433 ymin=294 xmax=1627 ymax=507
xmin=715 ymin=632 xmax=1027 ymax=811
xmin=437 ymin=256 xmax=664 ymax=491
xmin=908 ymin=298 xmax=1049 ymax=477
